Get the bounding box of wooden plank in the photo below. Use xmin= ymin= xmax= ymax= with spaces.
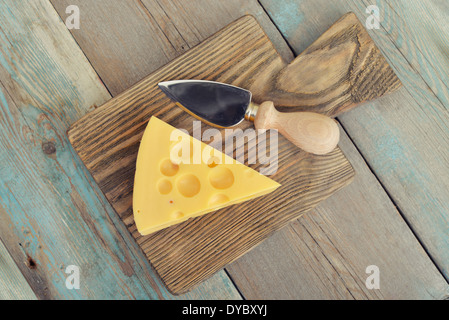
xmin=67 ymin=15 xmax=355 ymax=295
xmin=383 ymin=0 xmax=449 ymax=108
xmin=254 ymin=0 xmax=449 ymax=297
xmin=0 ymin=0 xmax=239 ymax=299
xmin=50 ymin=0 xmax=294 ymax=96
xmin=0 ymin=239 xmax=37 ymax=300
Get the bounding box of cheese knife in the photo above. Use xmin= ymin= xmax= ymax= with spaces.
xmin=158 ymin=80 xmax=340 ymax=155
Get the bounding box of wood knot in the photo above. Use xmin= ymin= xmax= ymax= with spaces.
xmin=42 ymin=141 xmax=56 ymax=155
xmin=27 ymin=255 xmax=37 ymax=269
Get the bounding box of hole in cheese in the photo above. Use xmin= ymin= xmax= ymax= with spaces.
xmin=157 ymin=179 xmax=172 ymax=195
xmin=208 ymin=194 xmax=230 ymax=206
xmin=176 ymin=174 xmax=201 ymax=197
xmin=160 ymin=158 xmax=179 ymax=176
xmin=171 ymin=211 xmax=184 ymax=219
xmin=209 ymin=167 xmax=234 ymax=189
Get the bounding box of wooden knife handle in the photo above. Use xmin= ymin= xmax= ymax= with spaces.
xmin=254 ymin=101 xmax=340 ymax=155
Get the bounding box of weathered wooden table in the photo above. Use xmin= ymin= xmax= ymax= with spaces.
xmin=1 ymin=0 xmax=449 ymax=299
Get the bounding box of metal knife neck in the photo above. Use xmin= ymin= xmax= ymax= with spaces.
xmin=245 ymin=102 xmax=259 ymax=122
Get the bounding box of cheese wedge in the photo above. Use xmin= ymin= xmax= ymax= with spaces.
xmin=133 ymin=116 xmax=280 ymax=235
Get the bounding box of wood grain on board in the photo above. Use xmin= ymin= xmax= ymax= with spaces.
xmin=256 ymin=12 xmax=402 ymax=114
xmin=261 ymin=0 xmax=449 ymax=287
xmin=0 ymin=0 xmax=240 ymax=299
xmin=68 ymin=15 xmax=356 ymax=294
xmin=57 ymin=0 xmax=449 ymax=298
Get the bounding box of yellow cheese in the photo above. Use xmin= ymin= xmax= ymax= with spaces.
xmin=133 ymin=116 xmax=280 ymax=235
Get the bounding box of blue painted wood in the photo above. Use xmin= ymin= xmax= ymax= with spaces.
xmin=261 ymin=0 xmax=449 ymax=283
xmin=384 ymin=0 xmax=449 ymax=109
xmin=0 ymin=63 xmax=166 ymax=299
xmin=0 ymin=0 xmax=240 ymax=299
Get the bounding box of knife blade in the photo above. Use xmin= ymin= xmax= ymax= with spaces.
xmin=158 ymin=80 xmax=339 ymax=155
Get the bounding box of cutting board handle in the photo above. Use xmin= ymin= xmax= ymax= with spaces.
xmin=256 ymin=12 xmax=402 ymax=117
xmin=254 ymin=101 xmax=340 ymax=155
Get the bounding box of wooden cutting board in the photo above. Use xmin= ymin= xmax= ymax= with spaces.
xmin=68 ymin=13 xmax=400 ymax=294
